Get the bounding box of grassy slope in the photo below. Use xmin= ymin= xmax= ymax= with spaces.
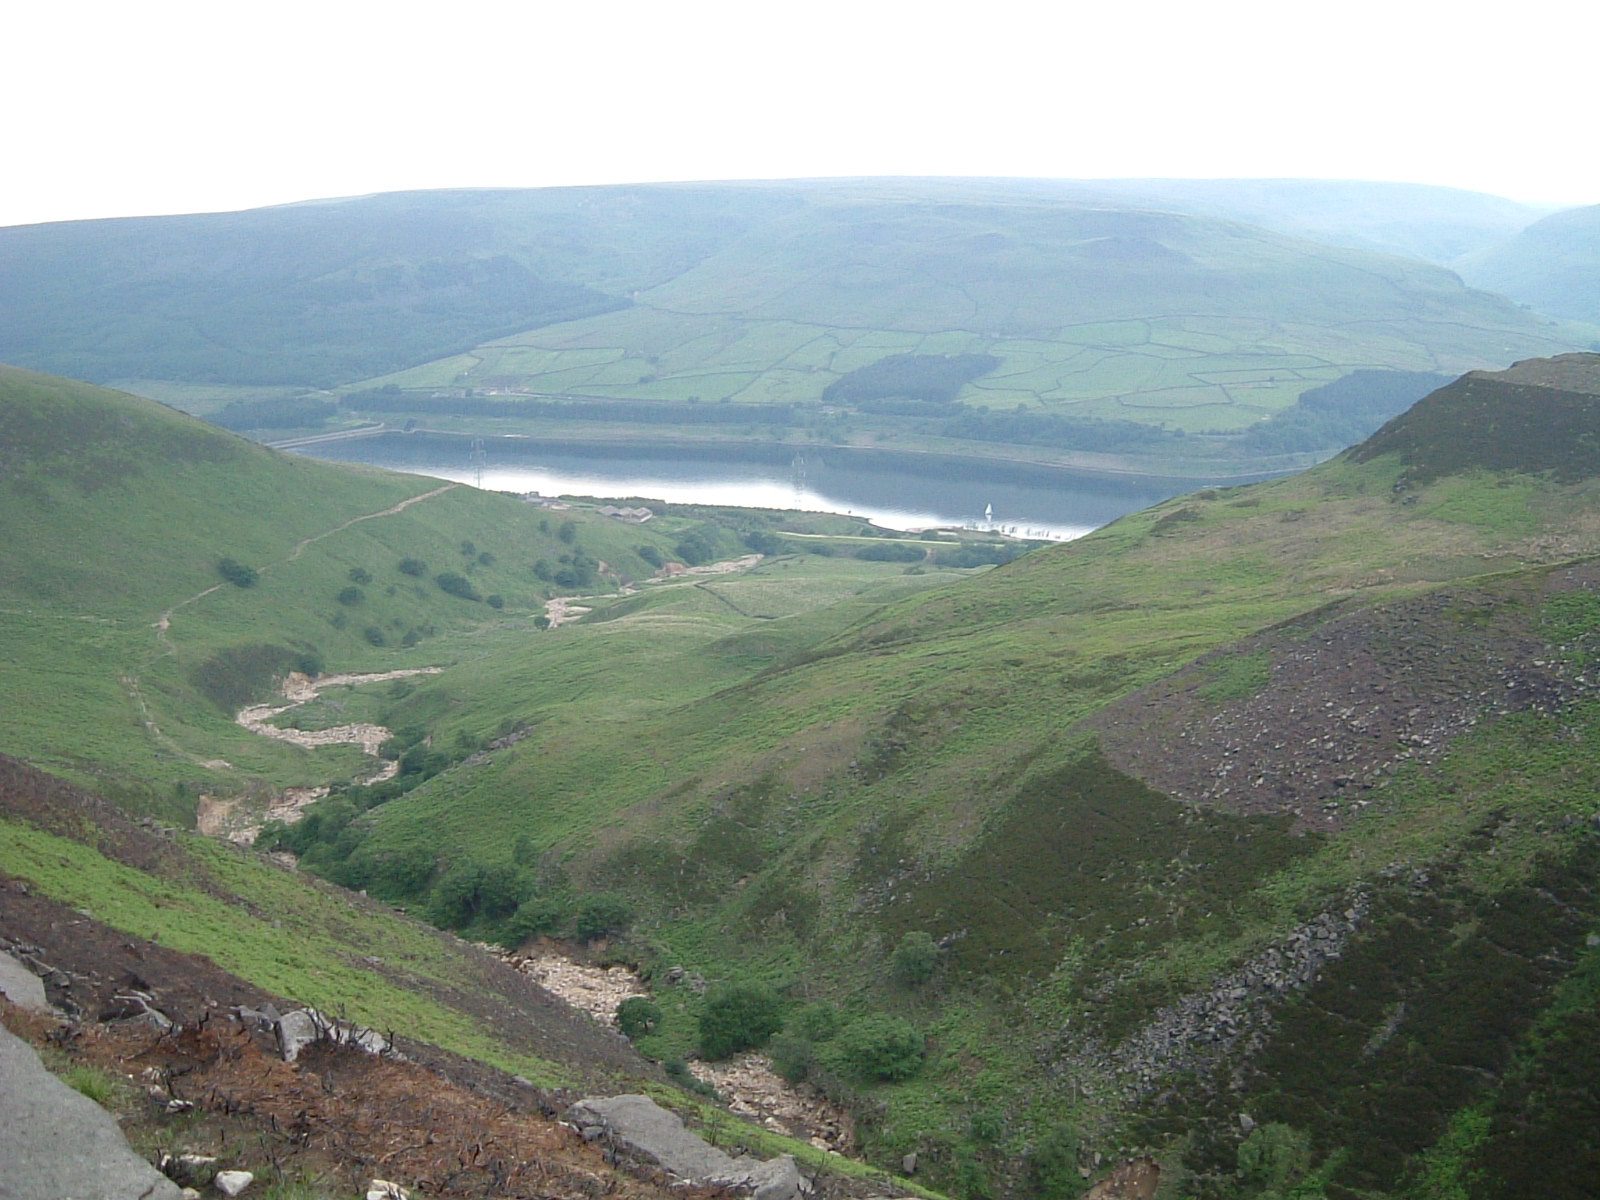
xmin=9 ymin=362 xmax=1600 ymax=1195
xmin=338 ymin=360 xmax=1600 ymax=1196
xmin=0 ymin=366 xmax=748 ymax=804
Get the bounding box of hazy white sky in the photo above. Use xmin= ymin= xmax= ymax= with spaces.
xmin=5 ymin=0 xmax=1595 ymax=229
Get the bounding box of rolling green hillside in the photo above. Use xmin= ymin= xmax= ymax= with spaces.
xmin=7 ymin=359 xmax=1600 ymax=1197
xmin=4 ymin=180 xmax=1594 ymax=475
xmin=307 ymin=356 xmax=1600 ymax=1197
xmin=0 ymin=366 xmax=874 ymax=808
xmin=348 ymin=186 xmax=1592 ymax=472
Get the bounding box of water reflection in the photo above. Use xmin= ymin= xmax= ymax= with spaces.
xmin=298 ymin=436 xmax=1193 ymax=541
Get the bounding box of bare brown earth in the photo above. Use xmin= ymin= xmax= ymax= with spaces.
xmin=1092 ymin=560 xmax=1600 ymax=831
xmin=0 ymin=756 xmax=903 ymax=1200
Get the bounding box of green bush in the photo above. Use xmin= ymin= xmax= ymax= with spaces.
xmin=1237 ymin=1123 xmax=1313 ymax=1194
xmin=574 ymin=893 xmax=633 ymax=942
xmin=348 ymin=566 xmax=373 ymax=585
xmin=435 ymin=571 xmax=481 ymax=601
xmin=428 ymin=860 xmax=533 ymax=929
xmin=837 ymin=1013 xmax=924 ymax=1081
xmin=337 ymin=586 xmax=365 ymax=606
xmin=890 ymin=930 xmax=940 ymax=987
xmin=637 ymin=544 xmax=664 ymax=568
xmin=793 ymin=1002 xmax=842 ymax=1041
xmin=397 ymin=557 xmax=427 ymax=576
xmin=496 ymin=895 xmax=569 ymax=948
xmin=217 ymin=557 xmax=259 ymax=588
xmin=617 ymin=996 xmax=663 ymax=1039
xmin=1028 ymin=1123 xmax=1086 ymax=1200
xmin=698 ymin=982 xmax=783 ymax=1061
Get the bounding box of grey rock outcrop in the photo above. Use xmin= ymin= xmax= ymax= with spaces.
xmin=567 ymin=1094 xmax=808 ymax=1200
xmin=274 ymin=1008 xmax=392 ymax=1063
xmin=0 ymin=949 xmax=49 ymax=1012
xmin=0 ymin=1018 xmax=183 ymax=1200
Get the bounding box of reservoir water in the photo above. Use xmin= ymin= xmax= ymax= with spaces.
xmin=297 ymin=435 xmax=1205 ymax=541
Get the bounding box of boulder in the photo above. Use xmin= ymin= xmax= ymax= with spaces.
xmin=0 ymin=949 xmax=49 ymax=1011
xmin=567 ymin=1094 xmax=808 ymax=1200
xmin=275 ymin=1008 xmax=393 ymax=1063
xmin=0 ymin=1019 xmax=182 ymax=1200
xmin=214 ymin=1169 xmax=255 ymax=1196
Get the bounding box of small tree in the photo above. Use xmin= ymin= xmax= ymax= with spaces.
xmin=697 ymin=983 xmax=782 ymax=1061
xmin=397 ymin=557 xmax=427 ymax=576
xmin=617 ymin=997 xmax=662 ymax=1039
xmin=338 ymin=586 xmax=365 ymax=606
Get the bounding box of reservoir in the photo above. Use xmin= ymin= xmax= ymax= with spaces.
xmin=296 ymin=434 xmax=1215 ymax=541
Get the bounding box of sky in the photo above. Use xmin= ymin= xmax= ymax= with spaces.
xmin=5 ymin=0 xmax=1596 ymax=230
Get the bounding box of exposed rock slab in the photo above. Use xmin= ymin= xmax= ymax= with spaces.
xmin=0 ymin=1018 xmax=183 ymax=1200
xmin=0 ymin=948 xmax=49 ymax=1011
xmin=567 ymin=1094 xmax=807 ymax=1200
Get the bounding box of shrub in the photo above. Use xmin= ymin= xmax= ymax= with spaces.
xmin=574 ymin=893 xmax=633 ymax=942
xmin=970 ymin=1107 xmax=1006 ymax=1146
xmin=856 ymin=542 xmax=925 ymax=563
xmin=793 ymin=1002 xmax=842 ymax=1041
xmin=674 ymin=533 xmax=716 ymax=566
xmin=769 ymin=1033 xmax=815 ymax=1083
xmin=617 ymin=997 xmax=663 ymax=1039
xmin=664 ymin=1059 xmax=719 ymax=1099
xmin=637 ymin=544 xmax=664 ymax=568
xmin=1028 ymin=1123 xmax=1086 ymax=1200
xmin=837 ymin=1013 xmax=924 ymax=1081
xmin=363 ymin=626 xmax=386 ymax=647
xmin=347 ymin=566 xmax=373 ymax=585
xmin=890 ymin=930 xmax=940 ymax=987
xmin=486 ymin=594 xmax=504 ymax=610
xmin=496 ymin=895 xmax=569 ymax=948
xmin=217 ymin=557 xmax=259 ymax=588
xmin=698 ymin=982 xmax=783 ymax=1060
xmin=1237 ymin=1123 xmax=1313 ymax=1192
xmin=337 ymin=586 xmax=365 ymax=606
xmin=428 ymin=860 xmax=533 ymax=929
xmin=435 ymin=571 xmax=481 ymax=601
xmin=397 ymin=557 xmax=427 ymax=576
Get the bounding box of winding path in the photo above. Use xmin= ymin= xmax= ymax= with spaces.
xmin=132 ymin=483 xmax=460 ymax=771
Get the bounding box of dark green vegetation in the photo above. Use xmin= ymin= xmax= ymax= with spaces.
xmin=3 ymin=181 xmax=1594 ymax=479
xmin=7 ymin=358 xmax=1600 ymax=1197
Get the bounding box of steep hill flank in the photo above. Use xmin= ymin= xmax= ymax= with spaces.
xmin=1351 ymin=351 xmax=1600 ymax=481
xmin=1456 ymin=202 xmax=1600 ymax=324
xmin=1093 ymin=559 xmax=1600 ymax=830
